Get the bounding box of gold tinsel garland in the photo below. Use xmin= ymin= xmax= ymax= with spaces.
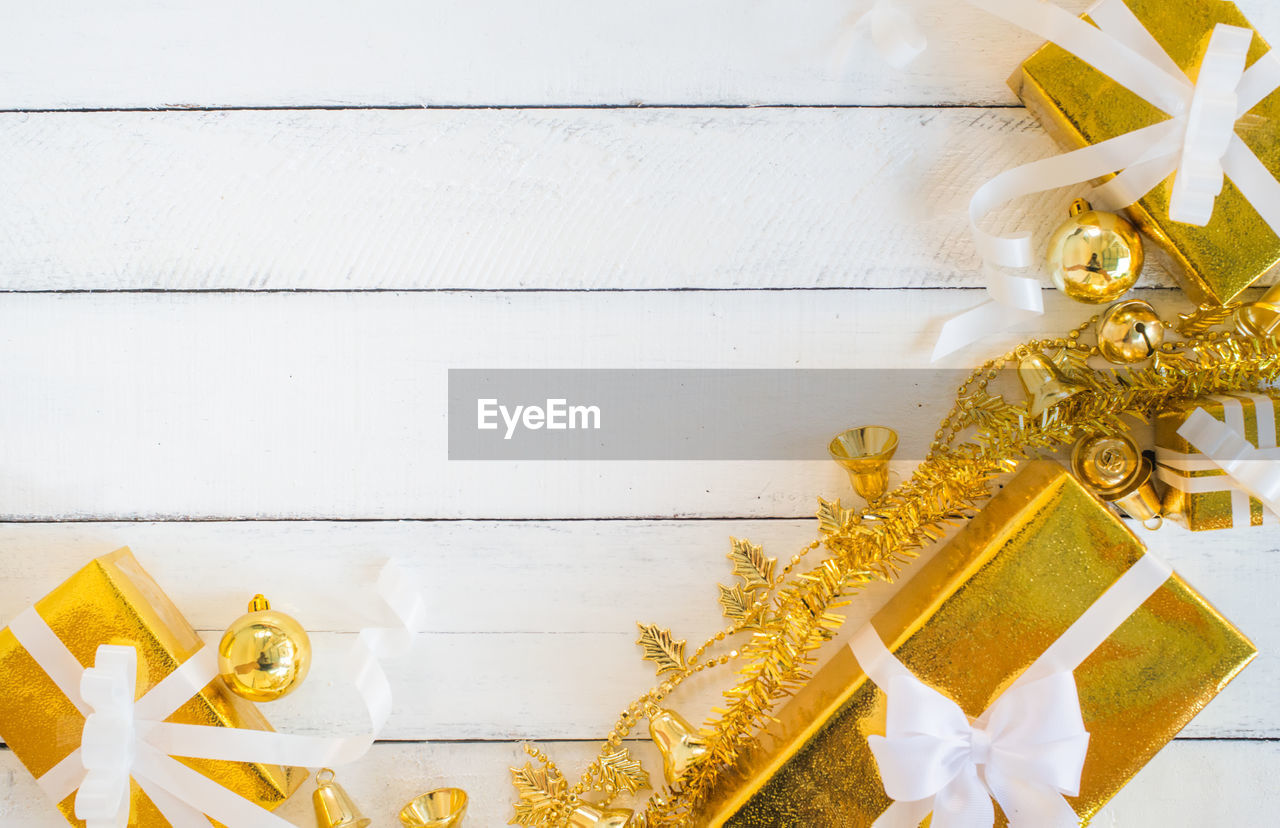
xmin=510 ymin=309 xmax=1280 ymax=828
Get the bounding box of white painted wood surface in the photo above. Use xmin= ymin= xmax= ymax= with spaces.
xmin=0 ymin=107 xmax=1198 ymax=292
xmin=1 ymin=0 xmax=1277 ymax=824
xmin=0 ymin=288 xmax=1229 ymax=521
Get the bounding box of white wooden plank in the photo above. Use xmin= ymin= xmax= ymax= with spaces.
xmin=0 ymin=288 xmax=1221 ymax=520
xmin=4 ymin=1 xmax=1279 ymax=109
xmin=0 ymin=107 xmax=1202 ymax=291
xmin=0 ymin=519 xmax=1272 ymax=740
xmin=1 ymin=739 xmax=1276 ymax=826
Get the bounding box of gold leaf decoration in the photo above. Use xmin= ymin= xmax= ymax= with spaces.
xmin=586 ymin=746 xmax=651 ymax=795
xmin=717 ymin=582 xmax=760 ymax=629
xmin=510 ymin=761 xmax=567 ymax=826
xmin=728 ymin=537 xmax=775 ymax=591
xmin=636 ymin=623 xmax=687 ymax=675
xmin=816 ymin=497 xmax=858 ymax=535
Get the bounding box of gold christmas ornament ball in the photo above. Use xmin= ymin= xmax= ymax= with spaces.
xmin=217 ymin=594 xmax=312 ymax=703
xmin=1046 ymin=199 xmax=1144 ymax=304
xmin=1096 ymin=300 xmax=1165 ymax=364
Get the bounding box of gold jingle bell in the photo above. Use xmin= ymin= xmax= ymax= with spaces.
xmin=1235 ymin=281 xmax=1280 ymax=338
xmin=313 ymin=769 xmax=371 ymax=828
xmin=828 ymin=426 xmax=899 ymax=505
xmin=1096 ymin=300 xmax=1165 ymax=364
xmin=217 ymin=594 xmax=311 ymax=702
xmin=1046 ymin=199 xmax=1144 ymax=304
xmin=648 ymin=709 xmax=710 ymax=784
xmin=1071 ymin=433 xmax=1142 ymax=498
xmin=399 ymin=787 xmax=469 ymax=828
xmin=566 ymin=803 xmax=635 ymax=828
xmin=1017 ymin=353 xmax=1085 ymax=419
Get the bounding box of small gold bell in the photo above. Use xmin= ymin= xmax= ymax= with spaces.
xmin=1017 ymin=353 xmax=1085 ymax=419
xmin=1106 ymin=457 xmax=1164 ymax=530
xmin=399 ymin=787 xmax=468 ymax=828
xmin=828 ymin=426 xmax=899 ymax=504
xmin=1046 ymin=199 xmax=1144 ymax=304
xmin=217 ymin=594 xmax=312 ymax=702
xmin=648 ymin=709 xmax=710 ymax=784
xmin=566 ymin=803 xmax=635 ymax=828
xmin=1096 ymin=300 xmax=1165 ymax=364
xmin=1235 ymin=282 xmax=1280 ymax=338
xmin=313 ymin=769 xmax=371 ymax=828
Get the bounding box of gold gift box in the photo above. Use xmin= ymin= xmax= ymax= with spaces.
xmin=1156 ymin=391 xmax=1280 ymax=531
xmin=703 ymin=460 xmax=1255 ymax=826
xmin=1011 ymin=0 xmax=1280 ymax=305
xmin=0 ymin=548 xmax=307 ymax=827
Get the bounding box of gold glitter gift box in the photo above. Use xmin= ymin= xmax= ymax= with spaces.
xmin=0 ymin=548 xmax=307 ymax=827
xmin=1010 ymin=0 xmax=1280 ymax=306
xmin=1156 ymin=391 xmax=1280 ymax=530
xmin=703 ymin=460 xmax=1255 ymax=826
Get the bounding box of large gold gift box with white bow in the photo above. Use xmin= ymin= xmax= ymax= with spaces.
xmin=0 ymin=548 xmax=307 ymax=827
xmin=1011 ymin=0 xmax=1280 ymax=306
xmin=700 ymin=461 xmax=1255 ymax=826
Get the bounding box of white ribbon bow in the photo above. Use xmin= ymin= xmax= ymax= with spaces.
xmin=8 ymin=561 xmax=425 ymax=827
xmin=851 ymin=552 xmax=1173 ymax=827
xmin=76 ymin=647 xmax=137 ymax=828
xmin=934 ymin=0 xmax=1280 ymax=360
xmin=854 ymin=0 xmax=928 ymax=69
xmin=1177 ymin=405 xmax=1280 ymax=515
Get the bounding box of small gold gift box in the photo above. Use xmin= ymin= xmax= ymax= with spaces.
xmin=702 ymin=460 xmax=1255 ymax=826
xmin=1011 ymin=0 xmax=1280 ymax=305
xmin=0 ymin=548 xmax=307 ymax=827
xmin=1156 ymin=391 xmax=1280 ymax=531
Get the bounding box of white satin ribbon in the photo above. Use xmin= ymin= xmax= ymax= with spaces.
xmin=935 ymin=0 xmax=1280 ymax=360
xmin=7 ymin=561 xmax=425 ymax=827
xmin=854 ymin=0 xmax=928 ymax=69
xmin=851 ymin=552 xmax=1173 ymax=827
xmin=1157 ymin=393 xmax=1280 ymax=525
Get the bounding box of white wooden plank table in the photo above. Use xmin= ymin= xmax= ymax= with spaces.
xmin=1 ymin=1 xmax=1276 ymax=825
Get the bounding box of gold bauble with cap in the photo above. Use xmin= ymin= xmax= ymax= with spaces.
xmin=1046 ymin=199 xmax=1144 ymax=304
xmin=217 ymin=594 xmax=312 ymax=703
xmin=1097 ymin=300 xmax=1165 ymax=364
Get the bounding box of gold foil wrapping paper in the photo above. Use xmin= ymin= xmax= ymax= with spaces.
xmin=1156 ymin=391 xmax=1280 ymax=530
xmin=703 ymin=461 xmax=1255 ymax=827
xmin=0 ymin=548 xmax=306 ymax=827
xmin=1011 ymin=0 xmax=1280 ymax=305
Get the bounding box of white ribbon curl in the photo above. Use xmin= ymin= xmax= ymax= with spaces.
xmin=934 ymin=0 xmax=1280 ymax=360
xmin=851 ymin=552 xmax=1173 ymax=827
xmin=854 ymin=0 xmax=928 ymax=69
xmin=7 ymin=561 xmax=425 ymax=828
xmin=1156 ymin=393 xmax=1280 ymax=526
